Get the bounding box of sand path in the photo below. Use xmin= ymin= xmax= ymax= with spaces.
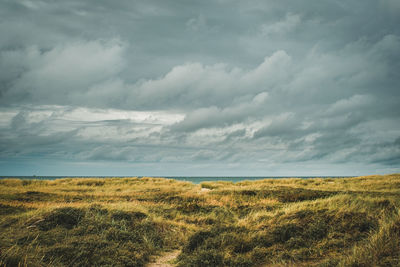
xmin=147 ymin=250 xmax=180 ymax=267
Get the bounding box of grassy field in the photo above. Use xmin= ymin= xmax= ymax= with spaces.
xmin=0 ymin=174 xmax=399 ymax=266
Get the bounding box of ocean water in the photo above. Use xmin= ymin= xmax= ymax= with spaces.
xmin=0 ymin=176 xmax=352 ymax=184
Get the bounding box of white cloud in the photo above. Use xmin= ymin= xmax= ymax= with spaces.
xmin=62 ymin=107 xmax=183 ymax=125
xmin=3 ymin=39 xmax=125 ymax=105
xmin=261 ymin=13 xmax=301 ymax=36
xmin=128 ymin=50 xmax=289 ymax=110
xmin=0 ymin=105 xmax=184 ymax=145
xmin=325 ymin=94 xmax=373 ymax=115
xmin=172 ymin=91 xmax=269 ymax=132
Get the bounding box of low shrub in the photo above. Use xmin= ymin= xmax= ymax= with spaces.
xmin=0 ymin=203 xmax=29 ymax=215
xmin=183 ymin=230 xmax=215 ymax=252
xmin=13 ymin=191 xmax=55 ymax=202
xmin=76 ymin=180 xmax=105 ymax=186
xmin=178 ymin=249 xmax=224 ymax=267
xmin=37 ymin=207 xmax=85 ymax=230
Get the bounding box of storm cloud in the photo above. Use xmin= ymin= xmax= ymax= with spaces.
xmin=0 ymin=0 xmax=399 ymax=175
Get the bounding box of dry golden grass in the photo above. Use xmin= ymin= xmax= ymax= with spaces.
xmin=0 ymin=174 xmax=399 ymax=266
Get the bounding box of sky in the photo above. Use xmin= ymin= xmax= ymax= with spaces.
xmin=0 ymin=0 xmax=400 ymax=176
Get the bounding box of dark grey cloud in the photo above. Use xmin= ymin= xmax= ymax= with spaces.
xmin=0 ymin=0 xmax=399 ymax=175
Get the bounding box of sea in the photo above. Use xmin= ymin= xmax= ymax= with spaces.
xmin=0 ymin=176 xmax=353 ymax=184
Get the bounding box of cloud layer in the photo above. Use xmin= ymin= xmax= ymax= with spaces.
xmin=0 ymin=0 xmax=399 ymax=175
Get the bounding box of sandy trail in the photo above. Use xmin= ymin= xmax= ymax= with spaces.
xmin=147 ymin=250 xmax=180 ymax=267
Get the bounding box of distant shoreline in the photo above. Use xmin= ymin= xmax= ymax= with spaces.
xmin=0 ymin=175 xmax=355 ymax=184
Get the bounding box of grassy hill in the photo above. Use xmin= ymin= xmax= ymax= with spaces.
xmin=1 ymin=174 xmax=399 ymax=266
